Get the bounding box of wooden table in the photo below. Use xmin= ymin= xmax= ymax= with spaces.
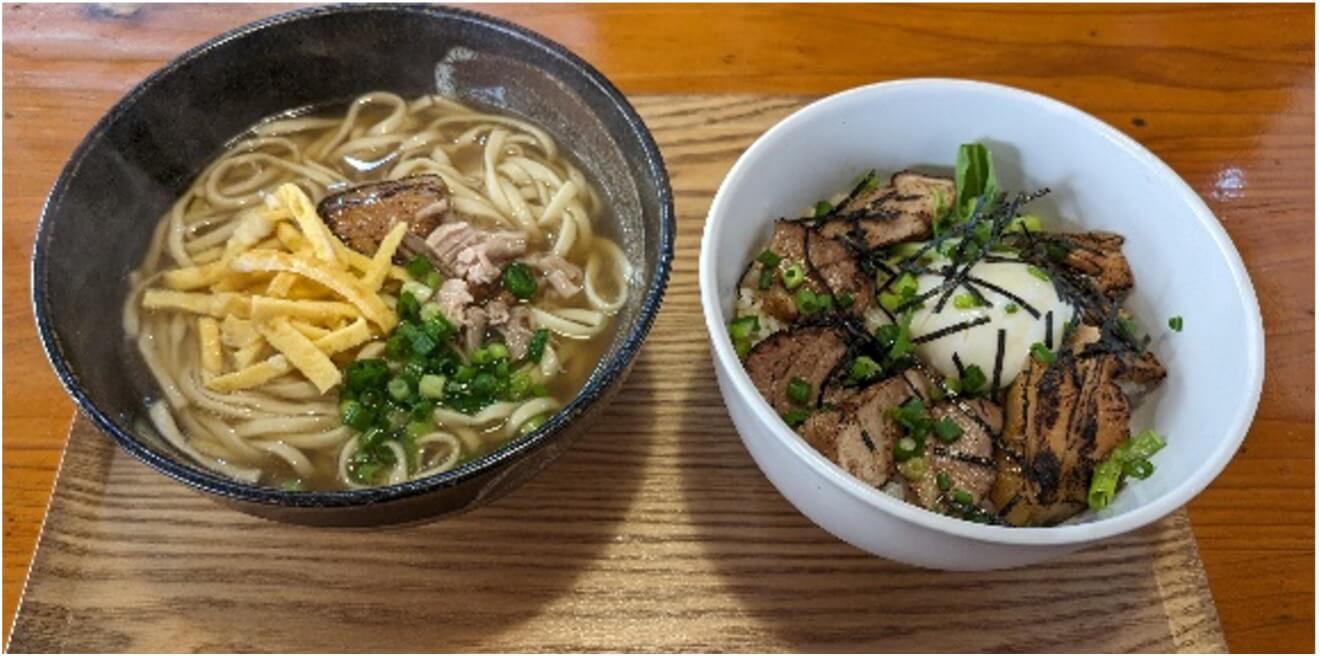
xmin=3 ymin=3 xmax=1313 ymax=652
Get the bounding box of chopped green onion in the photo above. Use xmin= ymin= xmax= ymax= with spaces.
xmin=898 ymin=455 xmax=928 ymax=480
xmin=960 ymin=365 xmax=987 ymax=395
xmin=933 ymin=418 xmax=963 ymax=443
xmin=951 ymin=488 xmax=973 ymax=505
xmin=894 ymin=273 xmax=918 ymax=297
xmin=1116 ymin=316 xmax=1141 ymax=342
xmin=1168 ymin=315 xmax=1184 ymax=332
xmin=419 ymin=302 xmax=445 ymax=323
xmin=936 ymin=471 xmax=952 ymax=492
xmin=338 ymin=399 xmax=373 ymax=430
xmin=1004 ymin=303 xmax=1019 ymax=314
xmin=1114 ymin=429 xmax=1167 ymax=462
xmin=387 ymin=377 xmax=411 ymax=402
xmin=525 ymin=329 xmax=550 ymax=363
xmin=781 ymin=409 xmax=811 ymax=429
xmin=1027 ymin=265 xmax=1050 ymax=282
xmin=756 ymin=250 xmax=782 ymax=267
xmin=405 ymin=420 xmax=433 ymax=439
xmin=508 ymin=372 xmax=533 ymax=400
xmin=942 ymin=376 xmax=962 ymax=395
xmin=837 ymin=292 xmax=854 ymax=308
xmin=793 ymin=288 xmax=830 ymax=316
xmin=758 ymin=267 xmax=775 ymax=290
xmin=781 ymin=264 xmax=806 ymax=290
xmin=894 ymin=436 xmax=921 ymax=462
xmin=953 ymin=293 xmax=978 ymax=310
xmin=423 ymin=270 xmax=444 ymax=289
xmin=728 ymin=315 xmax=759 ymax=340
xmin=786 ymin=377 xmax=812 ymax=405
xmin=280 ymin=479 xmax=303 ymax=492
xmin=404 ymin=255 xmax=435 ymax=280
xmin=1124 ymin=459 xmax=1155 ymax=480
xmin=344 ymin=358 xmax=390 ymax=393
xmin=418 ymin=374 xmax=447 ymax=400
xmin=1029 ymin=342 xmax=1057 ymax=365
xmin=1010 ymin=214 xmax=1042 ymax=233
xmin=401 ymin=280 xmax=433 ymax=303
xmin=848 ymin=356 xmax=883 ymax=384
xmin=813 ymin=201 xmax=833 ymax=217
xmin=502 ymin=262 xmax=538 ymax=300
xmin=1087 ymin=459 xmax=1123 ymax=510
xmin=485 ymin=343 xmax=510 ymax=361
xmin=878 ymin=291 xmax=901 ymax=312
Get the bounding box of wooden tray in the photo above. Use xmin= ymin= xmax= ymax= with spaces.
xmin=8 ymin=96 xmax=1227 ymax=653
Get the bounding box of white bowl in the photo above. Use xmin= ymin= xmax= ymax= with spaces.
xmin=699 ymin=78 xmax=1264 ymax=570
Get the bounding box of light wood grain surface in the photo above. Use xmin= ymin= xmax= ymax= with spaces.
xmin=2 ymin=3 xmax=1313 ymax=652
xmin=10 ymin=398 xmax=1226 ymax=652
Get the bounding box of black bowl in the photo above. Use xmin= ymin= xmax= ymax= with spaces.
xmin=31 ymin=4 xmax=673 ymax=526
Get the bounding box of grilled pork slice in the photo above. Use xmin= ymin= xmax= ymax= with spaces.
xmin=743 ymin=324 xmax=851 ymax=415
xmin=740 ymin=220 xmax=872 ymax=324
xmin=317 ymin=175 xmax=451 ymax=256
xmin=818 ymin=171 xmax=951 ymax=249
xmin=1049 ymin=231 xmax=1134 ymax=301
xmin=991 ymin=337 xmax=1134 ymax=526
xmin=801 ymin=372 xmax=931 ymax=488
xmin=797 ymin=369 xmax=934 ymax=485
xmin=907 ymin=398 xmax=1002 ymax=511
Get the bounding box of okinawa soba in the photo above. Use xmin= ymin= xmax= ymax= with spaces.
xmin=124 ymin=92 xmax=631 ymax=490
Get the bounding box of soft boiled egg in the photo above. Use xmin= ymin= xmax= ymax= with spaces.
xmin=905 ymin=260 xmax=1074 ymax=388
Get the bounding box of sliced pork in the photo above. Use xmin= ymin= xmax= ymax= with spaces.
xmin=435 ymin=278 xmax=473 ymax=326
xmin=743 ymin=323 xmax=851 ymax=415
xmin=907 ymin=398 xmax=1002 ymax=511
xmin=423 ymin=221 xmax=527 ymax=285
xmin=316 ymin=175 xmax=450 ymax=256
xmin=990 ymin=333 xmax=1133 ymax=527
xmin=800 ymin=372 xmax=931 ymax=488
xmin=818 ymin=171 xmax=949 ymax=249
xmin=740 ymin=220 xmax=872 ymax=324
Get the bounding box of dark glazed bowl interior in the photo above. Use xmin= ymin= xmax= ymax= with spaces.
xmin=32 ymin=4 xmax=674 ymax=526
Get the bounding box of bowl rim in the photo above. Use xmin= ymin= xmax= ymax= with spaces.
xmin=699 ymin=77 xmax=1265 ymax=546
xmin=31 ymin=3 xmax=675 ymax=508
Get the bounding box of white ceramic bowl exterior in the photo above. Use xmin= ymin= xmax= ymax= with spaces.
xmin=700 ymin=79 xmax=1264 ymax=570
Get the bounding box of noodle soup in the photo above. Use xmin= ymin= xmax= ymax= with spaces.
xmin=126 ymin=92 xmax=632 ymax=491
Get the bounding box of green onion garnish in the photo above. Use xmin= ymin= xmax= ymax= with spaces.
xmin=933 ymin=418 xmax=962 ymax=443
xmin=813 ymin=201 xmax=833 ymax=217
xmin=898 ymin=455 xmax=928 ymax=481
xmin=781 ymin=409 xmax=811 ymax=428
xmin=1124 ymin=459 xmax=1155 ymax=480
xmin=756 ymin=250 xmax=782 ymax=267
xmin=1168 ymin=315 xmax=1183 ymax=332
xmin=894 ymin=436 xmax=921 ymax=462
xmin=953 ymin=293 xmax=978 ymax=310
xmin=936 ymin=471 xmax=952 ymax=492
xmin=786 ymin=377 xmax=812 ymax=405
xmin=848 ymin=355 xmax=883 ymax=384
xmin=960 ymin=365 xmax=987 ymax=395
xmin=1087 ymin=459 xmax=1123 ymax=510
xmin=1029 ymin=342 xmax=1057 ymax=365
xmin=951 ymin=488 xmax=973 ymax=505
xmin=1004 ymin=303 xmax=1019 ymax=314
xmin=1027 ymin=265 xmax=1050 ymax=282
xmin=502 ymin=262 xmax=538 ymax=300
xmin=387 ymin=377 xmax=411 ymax=402
xmin=418 ymin=374 xmax=446 ymax=400
xmin=781 ymin=264 xmax=806 ymax=290
xmin=404 ymin=255 xmax=435 ymax=280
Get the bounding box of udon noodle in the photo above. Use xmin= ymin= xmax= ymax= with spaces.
xmin=125 ymin=92 xmax=631 ymax=490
